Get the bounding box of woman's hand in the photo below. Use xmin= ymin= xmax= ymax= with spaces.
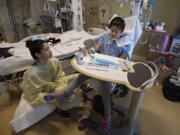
xmin=56 ymin=91 xmax=68 ymax=103
xmin=44 ymin=91 xmax=65 ymax=102
xmin=43 ymin=92 xmax=56 ymax=101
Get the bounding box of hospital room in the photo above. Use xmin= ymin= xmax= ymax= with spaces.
xmin=0 ymin=0 xmax=180 ymax=135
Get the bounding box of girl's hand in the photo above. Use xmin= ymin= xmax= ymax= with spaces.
xmin=79 ymin=47 xmax=88 ymax=55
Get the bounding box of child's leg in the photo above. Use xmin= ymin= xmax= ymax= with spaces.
xmin=63 ymin=74 xmax=90 ymax=97
xmin=98 ymin=81 xmax=113 ymax=131
xmin=100 ymin=81 xmax=112 ymax=119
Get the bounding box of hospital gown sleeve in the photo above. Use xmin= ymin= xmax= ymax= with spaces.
xmin=48 ymin=58 xmax=69 ymax=96
xmin=50 ymin=58 xmax=79 ymax=96
xmin=22 ymin=68 xmax=56 ymax=104
xmin=97 ymin=33 xmax=106 ymax=47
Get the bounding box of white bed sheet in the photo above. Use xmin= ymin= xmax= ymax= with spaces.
xmin=0 ymin=57 xmax=34 ymax=75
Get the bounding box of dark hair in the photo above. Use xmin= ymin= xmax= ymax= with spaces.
xmin=26 ymin=39 xmax=47 ymax=60
xmin=108 ymin=17 xmax=125 ymax=32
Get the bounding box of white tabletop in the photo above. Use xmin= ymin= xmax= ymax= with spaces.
xmin=71 ymin=53 xmax=147 ymax=91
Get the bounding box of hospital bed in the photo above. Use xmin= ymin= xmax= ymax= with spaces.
xmin=0 ymin=16 xmax=142 ymax=76
xmin=0 ymin=16 xmax=142 ymax=133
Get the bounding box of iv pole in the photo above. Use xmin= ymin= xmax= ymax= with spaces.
xmin=131 ymin=0 xmax=142 ymax=17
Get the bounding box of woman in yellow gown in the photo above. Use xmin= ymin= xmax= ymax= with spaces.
xmin=22 ymin=39 xmax=82 ymax=117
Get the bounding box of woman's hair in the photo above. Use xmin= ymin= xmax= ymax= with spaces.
xmin=26 ymin=39 xmax=47 ymax=60
xmin=108 ymin=17 xmax=125 ymax=32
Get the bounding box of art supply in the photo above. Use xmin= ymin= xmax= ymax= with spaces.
xmin=75 ymin=52 xmax=84 ymax=65
xmin=94 ymin=58 xmax=119 ymax=69
xmin=87 ymin=62 xmax=109 ymax=68
xmin=88 ymin=50 xmax=95 ymax=59
xmin=85 ymin=62 xmax=110 ymax=71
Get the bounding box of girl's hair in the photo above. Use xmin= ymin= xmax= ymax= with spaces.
xmin=26 ymin=39 xmax=48 ymax=60
xmin=108 ymin=17 xmax=125 ymax=32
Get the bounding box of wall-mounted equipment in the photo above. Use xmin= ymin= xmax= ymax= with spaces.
xmin=99 ymin=5 xmax=111 ymax=24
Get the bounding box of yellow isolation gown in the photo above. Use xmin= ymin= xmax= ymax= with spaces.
xmin=22 ymin=57 xmax=83 ymax=110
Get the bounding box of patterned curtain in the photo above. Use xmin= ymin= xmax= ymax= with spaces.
xmin=0 ymin=0 xmax=30 ymax=42
xmin=0 ymin=0 xmax=16 ymax=42
xmin=7 ymin=0 xmax=30 ymax=41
